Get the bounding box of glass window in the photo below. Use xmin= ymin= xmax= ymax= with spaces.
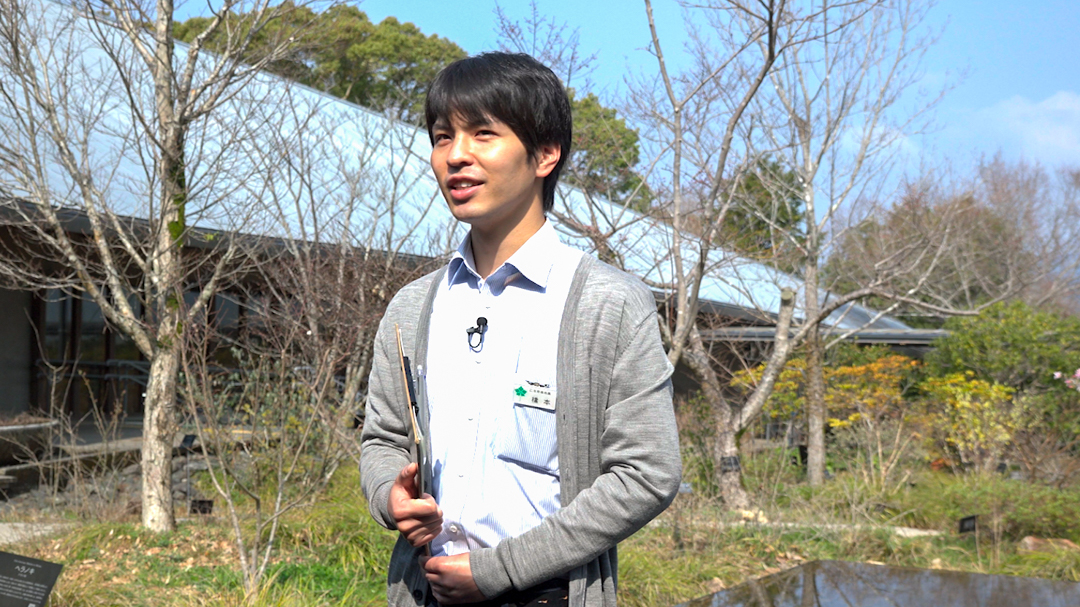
xmin=43 ymin=289 xmax=71 ymax=361
xmin=80 ymin=298 xmax=107 ymax=363
xmin=214 ymin=293 xmax=241 ymax=334
xmin=212 ymin=293 xmax=243 ymax=367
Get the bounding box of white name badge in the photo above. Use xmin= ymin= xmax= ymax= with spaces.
xmin=512 ymin=382 xmax=555 ymax=411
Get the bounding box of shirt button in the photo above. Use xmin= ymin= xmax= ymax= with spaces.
xmin=449 ymin=524 xmax=459 ymax=534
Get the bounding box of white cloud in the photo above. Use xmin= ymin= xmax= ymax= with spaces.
xmin=972 ymin=91 xmax=1080 ymax=166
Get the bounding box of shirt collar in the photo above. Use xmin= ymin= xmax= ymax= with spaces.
xmin=446 ymin=220 xmax=559 ymax=290
xmin=447 ymin=240 xmax=477 ymax=287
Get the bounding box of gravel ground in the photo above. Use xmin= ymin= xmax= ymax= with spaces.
xmin=0 ymin=454 xmax=211 ymax=520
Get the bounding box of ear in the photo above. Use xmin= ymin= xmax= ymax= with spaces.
xmin=533 ymin=143 xmax=561 ymax=179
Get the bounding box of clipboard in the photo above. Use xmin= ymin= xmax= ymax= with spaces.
xmin=394 ymin=324 xmax=433 ymax=556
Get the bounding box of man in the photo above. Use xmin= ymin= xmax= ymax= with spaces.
xmin=360 ymin=52 xmax=681 ymax=607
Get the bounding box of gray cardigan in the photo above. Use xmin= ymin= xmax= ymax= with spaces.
xmin=360 ymin=255 xmax=682 ymax=607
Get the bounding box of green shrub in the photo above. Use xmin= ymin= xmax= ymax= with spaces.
xmin=923 ymin=301 xmax=1080 ymax=393
xmin=918 ymin=373 xmax=1027 ymax=472
xmin=896 ymin=473 xmax=1080 ymax=541
xmin=676 ymin=393 xmax=721 ymax=499
xmin=741 ymin=445 xmax=804 ymax=506
xmin=918 ymin=301 xmax=1080 ymax=482
xmin=1004 ymin=549 xmax=1080 ymax=583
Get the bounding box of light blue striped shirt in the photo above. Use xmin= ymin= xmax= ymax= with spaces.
xmin=424 ymin=220 xmax=583 ymax=557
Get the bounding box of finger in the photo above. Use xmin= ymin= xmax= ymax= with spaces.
xmin=420 ymin=496 xmax=443 ymax=519
xmin=396 ymin=517 xmax=420 ymax=535
xmin=396 ymin=463 xmax=419 ymax=497
xmin=418 ymin=493 xmax=441 ymax=510
xmin=435 ymin=588 xmax=464 ymax=605
xmin=396 ymin=506 xmax=441 ymax=530
xmin=409 ymin=516 xmax=442 ymax=532
xmin=429 ymin=579 xmax=453 ymax=604
xmin=406 ymin=529 xmax=437 ymax=547
xmin=436 ymin=591 xmax=461 ymax=605
xmin=399 ymin=519 xmax=436 ymax=539
xmin=421 ymin=555 xmax=441 ymax=573
xmin=398 ymin=512 xmax=440 ymax=531
xmin=409 ymin=500 xmax=442 ymax=519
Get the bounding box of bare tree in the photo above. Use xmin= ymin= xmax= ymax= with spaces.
xmin=743 ymin=2 xmax=1079 ymax=489
xmin=177 ymin=247 xmax=422 ymax=595
xmin=494 ymin=0 xmax=598 ymax=91
xmin=626 ymin=0 xmax=828 ymax=508
xmin=493 ymin=0 xmax=810 ymax=508
xmin=829 ymin=157 xmax=1080 ymax=322
xmin=171 ymin=92 xmax=442 ymax=594
xmin=747 ymin=0 xmax=945 ymax=486
xmin=234 ymin=87 xmax=449 ymax=441
xmin=0 ymin=0 xmax=326 ymax=531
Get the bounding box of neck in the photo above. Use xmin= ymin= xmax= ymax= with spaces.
xmin=470 ymin=207 xmax=545 ymax=279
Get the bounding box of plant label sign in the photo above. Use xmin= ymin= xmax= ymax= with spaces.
xmin=958 ymin=515 xmax=978 ymax=534
xmin=180 ymin=434 xmax=197 ymax=450
xmin=0 ymin=550 xmax=62 ymax=607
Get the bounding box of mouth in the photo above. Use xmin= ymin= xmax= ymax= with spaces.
xmin=447 ymin=176 xmax=484 ymax=201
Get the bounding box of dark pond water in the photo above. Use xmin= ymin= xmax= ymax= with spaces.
xmin=673 ymin=560 xmax=1080 ymax=607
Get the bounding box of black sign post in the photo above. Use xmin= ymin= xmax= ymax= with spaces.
xmin=179 ymin=434 xmax=197 ymax=451
xmin=720 ymin=456 xmax=741 ymax=473
xmin=181 ymin=434 xmax=198 ymax=511
xmin=959 ymin=515 xmax=978 ymax=534
xmin=0 ymin=550 xmax=62 ymax=607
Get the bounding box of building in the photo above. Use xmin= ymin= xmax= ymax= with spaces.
xmin=0 ymin=0 xmax=942 ymax=420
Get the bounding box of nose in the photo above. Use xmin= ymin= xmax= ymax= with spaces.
xmin=446 ymin=134 xmax=473 ymax=166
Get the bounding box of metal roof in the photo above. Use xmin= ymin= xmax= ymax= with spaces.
xmin=2 ymin=0 xmax=916 ymax=334
xmin=701 ymin=327 xmax=948 ymax=346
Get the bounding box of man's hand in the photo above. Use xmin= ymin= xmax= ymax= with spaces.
xmin=420 ymin=553 xmax=486 ymax=604
xmin=388 ymin=463 xmax=442 ymax=547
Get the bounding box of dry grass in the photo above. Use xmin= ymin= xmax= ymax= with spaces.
xmin=5 ymin=465 xmax=390 ymax=606
xmin=3 ymin=453 xmax=1079 ymax=606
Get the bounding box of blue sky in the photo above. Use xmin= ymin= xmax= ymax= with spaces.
xmin=355 ymin=0 xmax=1080 ymax=171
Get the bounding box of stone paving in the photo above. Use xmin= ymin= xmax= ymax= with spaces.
xmin=0 ymin=522 xmax=73 ymax=545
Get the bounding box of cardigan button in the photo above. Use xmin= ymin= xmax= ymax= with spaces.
xmin=412 ymin=589 xmax=424 ymax=602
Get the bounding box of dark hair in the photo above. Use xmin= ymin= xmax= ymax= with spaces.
xmin=425 ymin=52 xmax=572 ymax=213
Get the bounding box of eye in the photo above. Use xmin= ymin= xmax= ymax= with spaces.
xmin=433 ymin=132 xmax=451 ymax=143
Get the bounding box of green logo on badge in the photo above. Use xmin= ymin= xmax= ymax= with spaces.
xmin=514 ymin=386 xmax=527 ymax=397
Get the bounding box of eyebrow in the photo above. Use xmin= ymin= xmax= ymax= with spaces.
xmin=463 ymin=116 xmax=495 ymax=129
xmin=433 ymin=114 xmax=496 ymax=131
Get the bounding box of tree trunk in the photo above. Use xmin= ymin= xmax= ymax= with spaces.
xmin=680 ymin=289 xmax=797 ymax=511
xmin=682 ymin=326 xmax=751 ymax=509
xmin=143 ymin=134 xmax=183 ymax=530
xmin=142 ymin=341 xmax=178 ymax=531
xmin=804 ymin=263 xmax=827 ymax=487
xmin=708 ymin=382 xmax=751 ymax=510
xmin=715 ymin=403 xmax=751 ymax=510
xmin=143 ymin=49 xmax=185 ymax=530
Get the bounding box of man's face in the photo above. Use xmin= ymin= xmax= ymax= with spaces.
xmin=429 ymin=113 xmax=558 ymax=233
